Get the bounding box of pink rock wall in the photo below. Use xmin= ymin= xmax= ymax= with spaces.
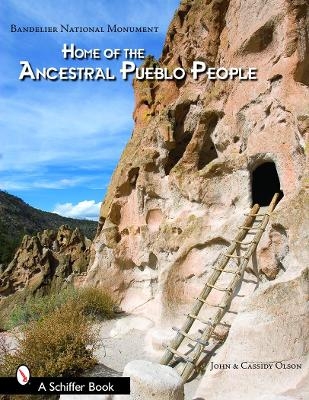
xmin=86 ymin=1 xmax=308 ymax=397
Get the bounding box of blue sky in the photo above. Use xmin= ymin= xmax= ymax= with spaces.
xmin=0 ymin=0 xmax=179 ymax=220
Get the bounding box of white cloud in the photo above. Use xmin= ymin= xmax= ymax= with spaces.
xmin=0 ymin=87 xmax=133 ymax=173
xmin=0 ymin=178 xmax=85 ymax=190
xmin=34 ymin=178 xmax=81 ymax=189
xmin=53 ymin=200 xmax=101 ymax=220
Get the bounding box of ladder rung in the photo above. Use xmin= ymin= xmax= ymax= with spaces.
xmin=187 ymin=314 xmax=214 ymax=326
xmin=206 ymin=283 xmax=233 ymax=292
xmin=225 ymin=254 xmax=248 ymax=259
xmin=196 ymin=298 xmax=226 ymax=309
xmin=172 ymin=327 xmax=209 ymax=346
xmin=163 ymin=344 xmax=194 ymax=363
xmin=232 ymin=239 xmax=255 ymax=245
xmin=238 ymin=226 xmax=265 ymax=231
xmin=244 ymin=213 xmax=269 ymax=217
xmin=213 ymin=267 xmax=242 ymax=275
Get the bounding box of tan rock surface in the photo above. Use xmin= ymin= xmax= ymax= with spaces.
xmin=0 ymin=225 xmax=91 ymax=318
xmin=85 ymin=0 xmax=308 ymax=398
xmin=193 ymin=267 xmax=309 ymax=399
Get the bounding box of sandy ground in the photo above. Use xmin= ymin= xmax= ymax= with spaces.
xmin=61 ymin=313 xmax=201 ymax=399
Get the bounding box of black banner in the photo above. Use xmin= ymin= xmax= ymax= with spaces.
xmin=0 ymin=377 xmax=130 ymax=395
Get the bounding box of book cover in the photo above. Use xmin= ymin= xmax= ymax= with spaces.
xmin=0 ymin=1 xmax=308 ymax=399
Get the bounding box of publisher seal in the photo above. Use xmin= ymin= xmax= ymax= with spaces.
xmin=16 ymin=365 xmax=31 ymax=385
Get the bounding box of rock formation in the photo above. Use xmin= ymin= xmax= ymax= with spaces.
xmin=85 ymin=0 xmax=308 ymax=398
xmin=0 ymin=225 xmax=91 ymax=301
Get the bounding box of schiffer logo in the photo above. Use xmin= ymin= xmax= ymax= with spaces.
xmin=16 ymin=365 xmax=31 ymax=385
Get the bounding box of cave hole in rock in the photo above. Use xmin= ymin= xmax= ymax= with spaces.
xmin=128 ymin=167 xmax=139 ymax=189
xmin=116 ymin=167 xmax=140 ymax=198
xmin=164 ymin=134 xmax=193 ymax=175
xmin=148 ymin=252 xmax=158 ymax=270
xmin=109 ymin=203 xmax=122 ymax=225
xmin=251 ymin=162 xmax=284 ymax=206
xmin=164 ymin=102 xmax=192 ymax=175
xmin=243 ymin=22 xmax=274 ymax=54
xmin=198 ymin=113 xmax=219 ymax=170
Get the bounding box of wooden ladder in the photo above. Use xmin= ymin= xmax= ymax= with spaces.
xmin=160 ymin=193 xmax=280 ymax=382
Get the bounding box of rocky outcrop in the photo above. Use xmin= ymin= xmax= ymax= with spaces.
xmin=0 ymin=189 xmax=97 ymax=265
xmin=0 ymin=225 xmax=91 ymax=297
xmin=85 ymin=0 xmax=308 ymax=398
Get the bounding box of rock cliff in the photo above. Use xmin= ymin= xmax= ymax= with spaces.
xmin=0 ymin=225 xmax=91 ymax=321
xmin=0 ymin=189 xmax=97 ymax=265
xmin=86 ymin=0 xmax=308 ymax=398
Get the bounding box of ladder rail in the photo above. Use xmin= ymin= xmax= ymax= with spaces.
xmin=160 ymin=193 xmax=279 ymax=380
xmin=180 ymin=193 xmax=279 ymax=381
xmin=160 ymin=203 xmax=260 ymax=365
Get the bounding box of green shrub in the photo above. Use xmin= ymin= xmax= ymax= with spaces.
xmin=5 ymin=287 xmax=78 ymax=329
xmin=0 ymin=301 xmax=99 ymax=377
xmin=77 ymin=287 xmax=115 ymax=320
xmin=5 ymin=287 xmax=116 ymax=330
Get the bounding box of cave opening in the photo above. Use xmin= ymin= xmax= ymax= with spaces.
xmin=198 ymin=113 xmax=219 ymax=170
xmin=251 ymin=162 xmax=284 ymax=206
xmin=164 ymin=134 xmax=192 ymax=175
xmin=164 ymin=102 xmax=192 ymax=175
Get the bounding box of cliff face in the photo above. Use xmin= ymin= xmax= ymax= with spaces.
xmin=0 ymin=225 xmax=91 ymax=299
xmin=86 ymin=0 xmax=308 ymax=398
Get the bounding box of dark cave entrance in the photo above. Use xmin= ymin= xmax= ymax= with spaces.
xmin=251 ymin=162 xmax=284 ymax=206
